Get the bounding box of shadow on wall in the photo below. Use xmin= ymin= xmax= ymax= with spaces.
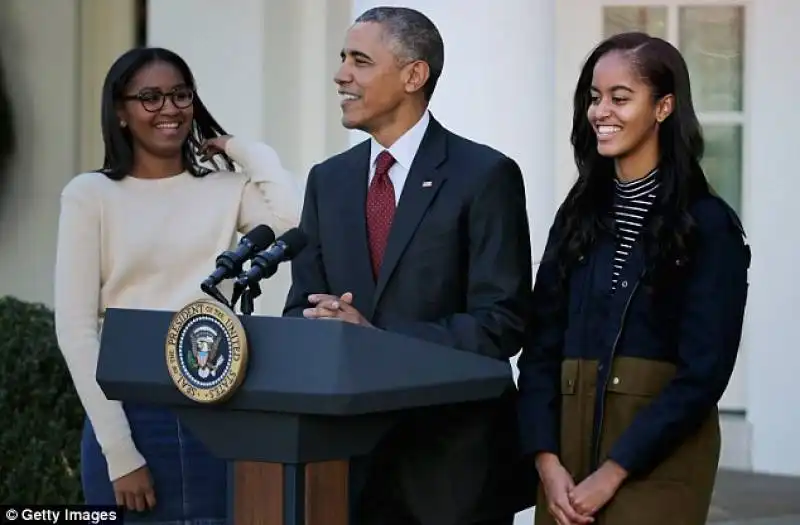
xmin=0 ymin=54 xmax=14 ymax=180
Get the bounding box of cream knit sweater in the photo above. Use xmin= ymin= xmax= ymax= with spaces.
xmin=53 ymin=138 xmax=302 ymax=482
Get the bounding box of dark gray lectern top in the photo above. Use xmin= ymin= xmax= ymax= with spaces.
xmin=96 ymin=308 xmax=515 ymax=463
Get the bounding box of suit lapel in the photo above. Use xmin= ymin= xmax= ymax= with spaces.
xmin=337 ymin=140 xmax=377 ymax=316
xmin=373 ymin=118 xmax=449 ymax=308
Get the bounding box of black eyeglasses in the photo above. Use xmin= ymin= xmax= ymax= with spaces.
xmin=121 ymin=87 xmax=194 ymax=113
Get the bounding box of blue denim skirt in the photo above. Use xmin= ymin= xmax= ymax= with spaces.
xmin=81 ymin=404 xmax=228 ymax=524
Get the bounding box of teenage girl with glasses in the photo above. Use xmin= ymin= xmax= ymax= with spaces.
xmin=54 ymin=47 xmax=301 ymax=524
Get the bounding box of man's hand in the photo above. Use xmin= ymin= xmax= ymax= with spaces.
xmin=568 ymin=460 xmax=628 ymax=517
xmin=303 ymin=292 xmax=372 ymax=327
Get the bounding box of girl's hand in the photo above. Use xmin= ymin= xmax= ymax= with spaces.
xmin=568 ymin=460 xmax=627 ymax=516
xmin=199 ymin=135 xmax=233 ymax=162
xmin=112 ymin=465 xmax=156 ymax=512
xmin=536 ymin=453 xmax=594 ymax=525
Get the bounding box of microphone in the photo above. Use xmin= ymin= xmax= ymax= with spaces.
xmin=234 ymin=228 xmax=308 ymax=288
xmin=201 ymin=224 xmax=275 ymax=294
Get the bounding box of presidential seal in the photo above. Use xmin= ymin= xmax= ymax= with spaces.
xmin=165 ymin=299 xmax=249 ymax=404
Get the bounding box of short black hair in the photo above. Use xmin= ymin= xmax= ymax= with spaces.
xmin=355 ymin=7 xmax=444 ymax=101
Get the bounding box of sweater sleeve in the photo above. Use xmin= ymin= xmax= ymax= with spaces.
xmin=54 ymin=175 xmax=146 ymax=482
xmin=225 ymin=137 xmax=302 ymax=236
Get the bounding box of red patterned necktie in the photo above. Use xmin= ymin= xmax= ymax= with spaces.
xmin=366 ymin=150 xmax=397 ymax=279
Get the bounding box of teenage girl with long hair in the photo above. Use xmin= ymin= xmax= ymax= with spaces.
xmin=517 ymin=32 xmax=750 ymax=525
xmin=54 ymin=47 xmax=301 ymax=524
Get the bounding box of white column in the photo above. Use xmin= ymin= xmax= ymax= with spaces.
xmin=745 ymin=0 xmax=800 ymax=477
xmin=349 ymin=0 xmax=557 ymax=264
xmin=148 ymin=0 xmax=271 ymax=143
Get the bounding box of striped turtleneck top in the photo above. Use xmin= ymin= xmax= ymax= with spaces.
xmin=611 ymin=169 xmax=659 ymax=290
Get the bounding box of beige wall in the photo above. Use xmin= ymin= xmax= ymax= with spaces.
xmin=0 ymin=1 xmax=135 ymax=307
xmin=77 ymin=0 xmax=137 ymax=173
xmin=0 ymin=1 xmax=80 ymax=306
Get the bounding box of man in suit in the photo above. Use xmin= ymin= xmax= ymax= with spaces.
xmin=283 ymin=6 xmax=534 ymax=525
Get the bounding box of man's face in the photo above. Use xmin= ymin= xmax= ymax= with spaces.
xmin=334 ymin=22 xmax=409 ymax=133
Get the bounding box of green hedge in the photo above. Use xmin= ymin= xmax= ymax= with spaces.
xmin=0 ymin=296 xmax=84 ymax=504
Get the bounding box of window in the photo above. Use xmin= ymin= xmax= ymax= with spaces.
xmin=604 ymin=6 xmax=667 ymax=39
xmin=603 ymin=5 xmax=745 ymax=215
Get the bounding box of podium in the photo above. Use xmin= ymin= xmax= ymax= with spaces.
xmin=96 ymin=308 xmax=516 ymax=525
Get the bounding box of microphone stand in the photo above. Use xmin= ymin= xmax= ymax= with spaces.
xmin=200 ymin=282 xmax=233 ymax=309
xmin=232 ymin=261 xmax=279 ymax=316
xmin=238 ymin=281 xmax=262 ymax=316
xmin=231 ymin=275 xmax=263 ymax=316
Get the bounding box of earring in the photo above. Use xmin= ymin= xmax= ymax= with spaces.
xmin=120 ymin=120 xmax=127 ymax=127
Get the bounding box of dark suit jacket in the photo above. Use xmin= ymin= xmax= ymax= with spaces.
xmin=283 ymin=116 xmax=536 ymax=524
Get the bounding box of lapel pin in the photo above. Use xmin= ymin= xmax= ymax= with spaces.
xmin=422 ymin=181 xmax=433 ymax=188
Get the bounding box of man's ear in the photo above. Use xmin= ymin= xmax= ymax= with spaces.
xmin=403 ymin=60 xmax=430 ymax=96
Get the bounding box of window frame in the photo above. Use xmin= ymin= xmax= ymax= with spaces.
xmin=600 ymin=0 xmax=751 ymax=218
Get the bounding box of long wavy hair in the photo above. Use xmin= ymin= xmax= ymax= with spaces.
xmin=98 ymin=47 xmax=234 ymax=180
xmin=547 ymin=32 xmax=711 ymax=302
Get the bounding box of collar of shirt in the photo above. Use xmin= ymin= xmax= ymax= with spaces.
xmin=368 ymin=110 xmax=431 ymax=199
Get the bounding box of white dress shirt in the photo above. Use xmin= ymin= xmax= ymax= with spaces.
xmin=368 ymin=110 xmax=431 ymax=205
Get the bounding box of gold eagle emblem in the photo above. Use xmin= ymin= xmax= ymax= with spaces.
xmin=165 ymin=299 xmax=249 ymax=404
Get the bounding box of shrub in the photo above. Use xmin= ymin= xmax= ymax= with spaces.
xmin=0 ymin=296 xmax=84 ymax=504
